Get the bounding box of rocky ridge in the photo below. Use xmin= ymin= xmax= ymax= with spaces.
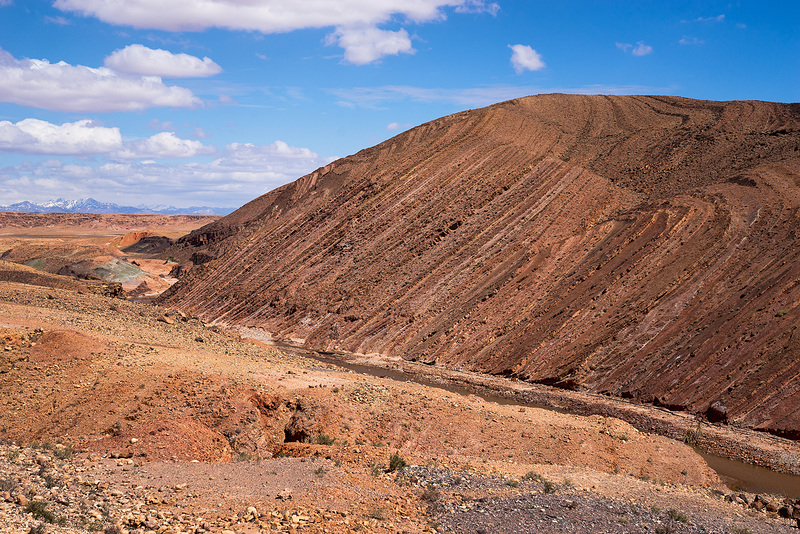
xmin=159 ymin=94 xmax=800 ymax=437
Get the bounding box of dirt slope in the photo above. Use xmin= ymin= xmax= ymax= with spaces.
xmin=159 ymin=94 xmax=800 ymax=438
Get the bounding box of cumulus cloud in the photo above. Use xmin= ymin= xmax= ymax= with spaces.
xmin=54 ymin=0 xmax=496 ymax=64
xmin=115 ymin=132 xmax=215 ymax=159
xmin=509 ymin=44 xmax=545 ymax=74
xmin=616 ymin=41 xmax=653 ymax=56
xmin=0 ymin=47 xmax=201 ymax=112
xmin=327 ymin=26 xmax=414 ymax=65
xmin=0 ymin=119 xmax=122 ymax=155
xmin=104 ymin=44 xmax=222 ymax=77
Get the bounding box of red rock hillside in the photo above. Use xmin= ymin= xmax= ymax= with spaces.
xmin=160 ymin=94 xmax=800 ymax=438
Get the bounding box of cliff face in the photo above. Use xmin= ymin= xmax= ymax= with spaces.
xmin=160 ymin=94 xmax=800 ymax=437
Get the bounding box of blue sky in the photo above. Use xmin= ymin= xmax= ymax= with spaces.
xmin=0 ymin=0 xmax=797 ymax=209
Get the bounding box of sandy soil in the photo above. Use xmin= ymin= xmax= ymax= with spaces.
xmin=0 ymin=281 xmax=797 ymax=533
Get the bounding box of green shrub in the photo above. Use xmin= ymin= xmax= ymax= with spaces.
xmin=316 ymin=434 xmax=335 ymax=445
xmin=388 ymin=452 xmax=407 ymax=472
xmin=667 ymin=509 xmax=688 ymax=523
xmin=542 ymin=480 xmax=557 ymax=494
xmin=25 ymin=501 xmax=55 ymax=523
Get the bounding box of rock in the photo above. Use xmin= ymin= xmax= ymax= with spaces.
xmin=158 ymin=315 xmax=175 ymax=325
xmin=244 ymin=506 xmax=259 ymax=521
xmin=16 ymin=493 xmax=28 ymax=506
xmin=277 ymin=488 xmax=293 ymax=501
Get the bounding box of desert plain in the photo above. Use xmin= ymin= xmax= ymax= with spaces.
xmin=0 ymin=212 xmax=797 ymax=533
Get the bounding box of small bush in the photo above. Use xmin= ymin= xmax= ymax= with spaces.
xmin=235 ymin=450 xmax=255 ymax=462
xmin=28 ymin=525 xmax=47 ymax=534
xmin=730 ymin=527 xmax=752 ymax=534
xmin=314 ymin=466 xmax=326 ymax=478
xmin=104 ymin=526 xmax=123 ymax=534
xmin=522 ymin=471 xmax=543 ymax=482
xmin=667 ymin=509 xmax=688 ymax=523
xmin=506 ymin=479 xmax=519 ymax=487
xmin=388 ymin=452 xmax=407 ymax=472
xmin=53 ymin=444 xmax=73 ymax=460
xmin=25 ymin=501 xmax=55 ymax=523
xmin=316 ymin=434 xmax=335 ymax=446
xmin=370 ymin=464 xmax=383 ymax=477
xmin=369 ymin=507 xmax=387 ymax=520
xmin=421 ymin=487 xmax=441 ymax=502
xmin=0 ymin=477 xmax=16 ymax=492
xmin=542 ymin=480 xmax=557 ymax=494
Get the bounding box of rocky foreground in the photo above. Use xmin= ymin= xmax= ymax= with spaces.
xmin=0 ymin=278 xmax=799 ymax=533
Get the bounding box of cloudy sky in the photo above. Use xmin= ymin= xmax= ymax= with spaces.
xmin=0 ymin=1 xmax=797 ymax=209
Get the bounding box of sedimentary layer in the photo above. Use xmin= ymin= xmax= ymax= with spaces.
xmin=160 ymin=94 xmax=800 ymax=437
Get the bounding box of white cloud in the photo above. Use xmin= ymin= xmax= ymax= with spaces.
xmin=509 ymin=44 xmax=545 ymax=74
xmin=327 ymin=26 xmax=414 ymax=65
xmin=616 ymin=41 xmax=653 ymax=56
xmin=331 ymin=83 xmax=677 ymax=109
xmin=0 ymin=139 xmax=337 ymax=207
xmin=694 ymin=14 xmax=725 ymax=23
xmin=45 ymin=15 xmax=71 ymax=24
xmin=54 ymin=0 xmax=494 ymax=64
xmin=679 ymin=36 xmax=704 ymax=45
xmin=0 ymin=47 xmax=201 ymax=112
xmin=104 ymin=44 xmax=222 ymax=77
xmin=115 ymin=132 xmax=215 ymax=159
xmin=632 ymin=42 xmax=653 ymax=56
xmin=0 ymin=119 xmax=122 ymax=155
xmin=455 ymin=0 xmax=499 ymax=15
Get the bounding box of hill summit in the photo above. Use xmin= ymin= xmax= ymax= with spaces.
xmin=161 ymin=94 xmax=800 ymax=437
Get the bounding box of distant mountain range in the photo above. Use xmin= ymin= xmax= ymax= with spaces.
xmin=0 ymin=198 xmax=234 ymax=215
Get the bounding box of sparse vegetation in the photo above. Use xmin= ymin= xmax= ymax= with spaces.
xmin=316 ymin=434 xmax=335 ymax=445
xmin=234 ymin=450 xmax=255 ymax=462
xmin=388 ymin=452 xmax=407 ymax=472
xmin=368 ymin=507 xmax=387 ymax=520
xmin=682 ymin=422 xmax=703 ymax=446
xmin=25 ymin=500 xmax=55 ymax=523
xmin=667 ymin=509 xmax=688 ymax=523
xmin=314 ymin=466 xmax=326 ymax=478
xmin=0 ymin=476 xmax=16 ymax=492
xmin=421 ymin=487 xmax=441 ymax=502
xmin=506 ymin=478 xmax=519 ymax=487
xmin=729 ymin=526 xmax=752 ymax=534
xmin=522 ymin=470 xmax=544 ymax=482
xmin=53 ymin=444 xmax=73 ymax=460
xmin=542 ymin=480 xmax=558 ymax=494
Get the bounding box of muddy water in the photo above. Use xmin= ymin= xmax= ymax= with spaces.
xmin=698 ymin=451 xmax=800 ymax=499
xmin=262 ymin=336 xmax=800 ymax=498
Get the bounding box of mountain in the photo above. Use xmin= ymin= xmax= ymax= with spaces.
xmin=0 ymin=198 xmax=233 ymax=215
xmin=159 ymin=94 xmax=800 ymax=438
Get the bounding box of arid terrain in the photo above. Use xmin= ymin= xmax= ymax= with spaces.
xmin=0 ymin=258 xmax=798 ymax=533
xmin=159 ymin=95 xmax=800 ymax=440
xmin=3 ymin=93 xmax=800 ymax=533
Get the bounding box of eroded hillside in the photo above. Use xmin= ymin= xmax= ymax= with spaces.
xmin=160 ymin=94 xmax=800 ymax=438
